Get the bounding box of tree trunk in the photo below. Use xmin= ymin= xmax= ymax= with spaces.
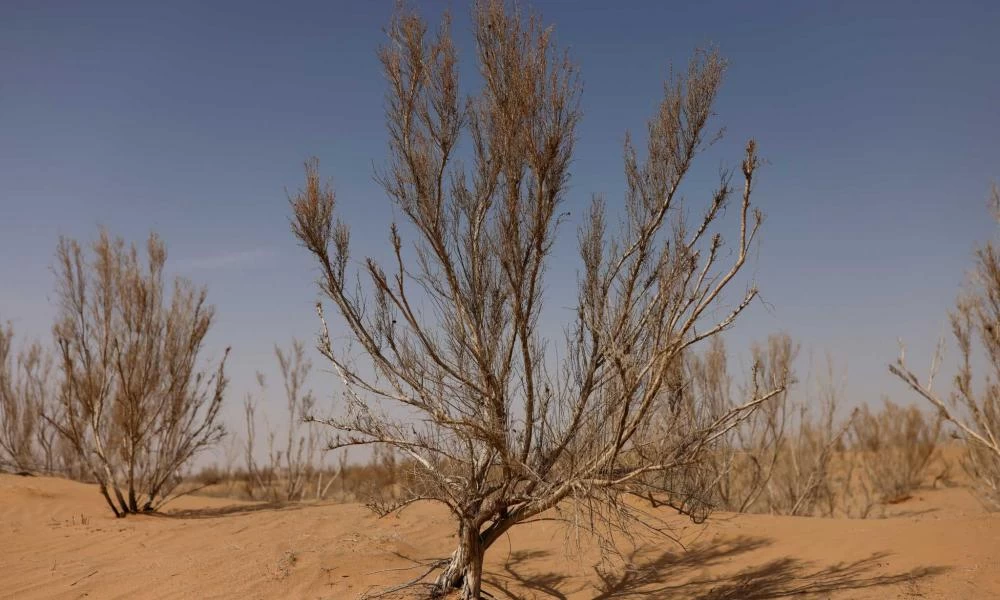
xmin=435 ymin=521 xmax=484 ymax=599
xmin=128 ymin=484 xmax=139 ymax=513
xmin=110 ymin=483 xmax=130 ymax=516
xmin=97 ymin=483 xmax=122 ymax=518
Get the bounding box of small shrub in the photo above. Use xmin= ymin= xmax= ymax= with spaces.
xmin=759 ymin=358 xmax=855 ymax=517
xmin=243 ymin=339 xmax=334 ymax=502
xmin=849 ymin=398 xmax=941 ymax=504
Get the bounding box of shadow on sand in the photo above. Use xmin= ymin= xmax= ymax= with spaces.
xmin=154 ymin=501 xmax=309 ymax=519
xmin=483 ymin=535 xmax=947 ymax=599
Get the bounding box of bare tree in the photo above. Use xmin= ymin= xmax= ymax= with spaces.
xmin=48 ymin=229 xmax=229 ymax=517
xmin=290 ymin=3 xmax=784 ymax=597
xmin=891 ymin=183 xmax=1000 ymax=509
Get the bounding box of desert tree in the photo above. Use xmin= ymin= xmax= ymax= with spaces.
xmin=891 ymin=183 xmax=1000 ymax=509
xmin=48 ymin=229 xmax=229 ymax=517
xmin=0 ymin=321 xmax=59 ymax=474
xmin=290 ymin=2 xmax=785 ymax=598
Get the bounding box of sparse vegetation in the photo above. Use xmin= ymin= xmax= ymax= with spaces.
xmin=689 ymin=334 xmax=797 ymax=515
xmin=688 ymin=340 xmax=935 ymax=520
xmin=671 ymin=339 xmax=942 ymax=520
xmin=242 ymin=339 xmax=337 ymax=502
xmin=0 ymin=3 xmax=995 ymax=600
xmin=763 ymin=361 xmax=856 ymax=518
xmin=849 ymin=398 xmax=941 ymax=505
xmin=0 ymin=321 xmax=60 ymax=474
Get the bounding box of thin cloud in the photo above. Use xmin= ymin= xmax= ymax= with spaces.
xmin=174 ymin=247 xmax=276 ymax=271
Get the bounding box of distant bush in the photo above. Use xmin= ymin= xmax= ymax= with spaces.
xmin=757 ymin=360 xmax=855 ymax=518
xmin=849 ymin=398 xmax=941 ymax=505
xmin=188 ymin=448 xmax=414 ymax=506
xmin=676 ymin=336 xmax=854 ymax=518
xmin=692 ymin=341 xmax=946 ymax=519
xmin=242 ymin=339 xmax=341 ymax=502
xmin=0 ymin=322 xmax=59 ymax=474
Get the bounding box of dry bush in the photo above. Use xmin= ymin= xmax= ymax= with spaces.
xmin=849 ymin=398 xmax=941 ymax=505
xmin=703 ymin=334 xmax=796 ymax=514
xmin=0 ymin=322 xmax=60 ymax=474
xmin=760 ymin=359 xmax=856 ymax=517
xmin=289 ymin=2 xmax=784 ymax=597
xmin=652 ymin=334 xmax=795 ymax=516
xmin=677 ymin=340 xmax=944 ymax=519
xmin=191 ymin=432 xmax=245 ymax=496
xmin=963 ymin=438 xmax=1000 ymax=506
xmin=47 ymin=229 xmax=229 ymax=517
xmin=243 ymin=339 xmax=339 ymax=502
xmin=682 ymin=339 xmax=876 ymax=519
xmin=891 ymin=183 xmax=1000 ymax=510
xmin=188 ymin=450 xmax=419 ymax=506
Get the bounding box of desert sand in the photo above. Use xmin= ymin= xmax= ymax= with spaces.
xmin=1 ymin=473 xmax=997 ymax=599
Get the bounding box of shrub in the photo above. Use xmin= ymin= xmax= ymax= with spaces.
xmin=849 ymin=398 xmax=941 ymax=504
xmin=243 ymin=339 xmax=333 ymax=502
xmin=0 ymin=322 xmax=58 ymax=474
xmin=47 ymin=229 xmax=229 ymax=516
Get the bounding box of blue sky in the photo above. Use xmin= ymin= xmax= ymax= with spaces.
xmin=2 ymin=0 xmax=998 ymax=436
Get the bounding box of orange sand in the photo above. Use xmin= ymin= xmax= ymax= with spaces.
xmin=2 ymin=474 xmax=997 ymax=599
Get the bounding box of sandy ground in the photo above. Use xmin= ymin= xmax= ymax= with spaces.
xmin=1 ymin=474 xmax=998 ymax=599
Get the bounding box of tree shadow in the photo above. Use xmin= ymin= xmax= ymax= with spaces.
xmin=593 ymin=540 xmax=947 ymax=599
xmin=881 ymin=507 xmax=940 ymax=519
xmin=153 ymin=501 xmax=309 ymax=519
xmin=484 ymin=535 xmax=947 ymax=600
xmin=484 ymin=537 xmax=771 ymax=599
xmin=485 ymin=549 xmax=574 ymax=600
xmin=685 ymin=555 xmax=946 ymax=600
xmin=591 ymin=535 xmax=772 ymax=598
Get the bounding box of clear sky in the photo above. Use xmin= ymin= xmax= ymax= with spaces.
xmin=2 ymin=0 xmax=998 ymax=438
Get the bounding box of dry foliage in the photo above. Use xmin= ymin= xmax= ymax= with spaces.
xmin=0 ymin=322 xmax=62 ymax=474
xmin=670 ymin=336 xmax=845 ymax=518
xmin=46 ymin=229 xmax=229 ymax=517
xmin=768 ymin=414 xmax=844 ymax=515
xmin=690 ymin=341 xmax=863 ymax=518
xmin=849 ymin=398 xmax=941 ymax=505
xmin=891 ymin=183 xmax=1000 ymax=510
xmin=243 ymin=339 xmax=338 ymax=501
xmin=689 ymin=334 xmax=796 ymax=514
xmin=676 ymin=338 xmax=943 ymax=518
xmin=647 ymin=334 xmax=796 ymax=518
xmin=189 ymin=449 xmax=413 ymax=506
xmin=289 ymin=3 xmax=784 ymax=598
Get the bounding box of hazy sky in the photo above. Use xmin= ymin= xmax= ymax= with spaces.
xmin=2 ymin=0 xmax=998 ymax=437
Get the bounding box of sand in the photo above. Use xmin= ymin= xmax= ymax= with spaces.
xmin=1 ymin=474 xmax=998 ymax=599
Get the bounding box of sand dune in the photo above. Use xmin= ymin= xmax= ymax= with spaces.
xmin=2 ymin=474 xmax=998 ymax=599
